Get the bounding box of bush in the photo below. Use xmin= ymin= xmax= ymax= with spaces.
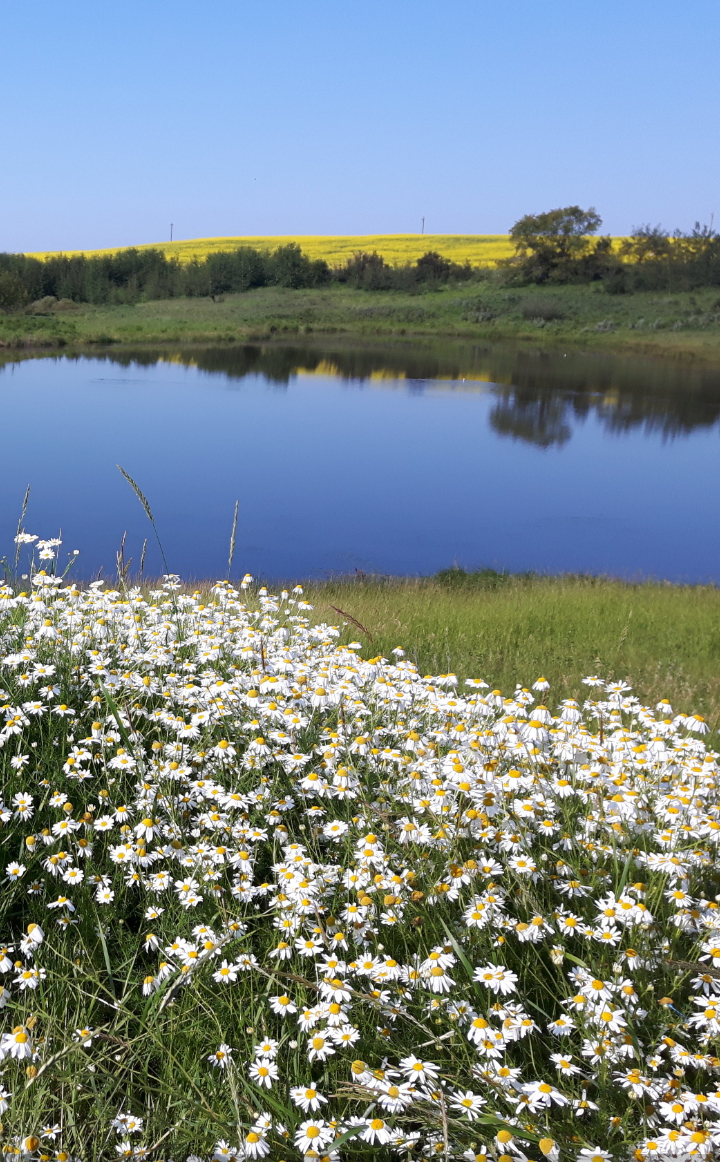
xmin=334 ymin=252 xmax=395 ymax=291
xmin=269 ymin=244 xmax=330 ymax=289
xmin=27 ymin=295 xmax=58 ymax=315
xmin=520 ymin=299 xmax=565 ymax=321
xmin=334 ymin=251 xmax=475 ymax=293
xmin=619 ymin=223 xmax=720 ymax=291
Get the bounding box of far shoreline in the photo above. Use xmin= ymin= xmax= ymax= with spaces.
xmin=3 ymin=326 xmax=720 ymax=369
xmin=2 ymin=282 xmax=720 ymax=367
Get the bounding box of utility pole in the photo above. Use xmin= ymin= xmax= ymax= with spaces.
xmin=170 ymin=223 xmax=174 ymax=242
xmin=421 ymin=217 xmax=425 ymax=235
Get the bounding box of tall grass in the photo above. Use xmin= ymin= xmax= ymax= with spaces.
xmin=303 ymin=573 xmax=720 ymax=725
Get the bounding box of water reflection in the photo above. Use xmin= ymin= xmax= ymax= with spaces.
xmin=489 ymin=394 xmax=572 ymax=448
xmin=5 ymin=340 xmax=717 ymax=449
xmin=0 ymin=341 xmax=718 ymax=581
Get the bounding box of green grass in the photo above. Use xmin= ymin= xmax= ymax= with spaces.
xmin=3 ymin=282 xmax=720 ymax=363
xmin=302 ymin=571 xmax=720 ymax=726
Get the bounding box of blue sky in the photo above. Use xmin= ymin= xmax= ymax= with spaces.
xmin=2 ymin=0 xmax=718 ymax=252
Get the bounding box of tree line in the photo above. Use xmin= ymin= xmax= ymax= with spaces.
xmin=504 ymin=206 xmax=720 ymax=292
xmin=2 ymin=210 xmax=719 ymax=311
xmin=0 ymin=243 xmax=474 ymax=310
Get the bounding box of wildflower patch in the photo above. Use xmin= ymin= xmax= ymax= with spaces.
xmin=0 ymin=541 xmax=718 ymax=1161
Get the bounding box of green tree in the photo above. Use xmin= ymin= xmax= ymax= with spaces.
xmin=415 ymin=251 xmax=452 ymax=282
xmin=508 ymin=205 xmax=604 ymax=283
xmin=269 ymin=243 xmax=329 ymax=288
xmin=335 ymin=251 xmax=394 ymax=290
xmin=619 ymin=224 xmax=673 ymax=264
xmin=0 ymin=271 xmax=28 ymax=310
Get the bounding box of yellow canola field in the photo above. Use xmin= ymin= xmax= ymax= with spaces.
xmin=29 ymin=234 xmax=517 ymax=268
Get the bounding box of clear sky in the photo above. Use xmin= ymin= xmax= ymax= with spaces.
xmin=2 ymin=0 xmax=718 ymax=253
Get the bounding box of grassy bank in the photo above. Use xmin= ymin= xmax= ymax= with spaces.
xmin=3 ymin=282 xmax=720 ymax=362
xmin=303 ymin=572 xmax=720 ymax=726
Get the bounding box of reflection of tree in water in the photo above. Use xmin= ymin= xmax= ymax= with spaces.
xmin=83 ymin=343 xmax=456 ymax=384
xmin=10 ymin=340 xmax=720 ymax=444
xmin=489 ymin=392 xmax=572 ymax=447
xmin=486 ymin=380 xmax=720 ymax=446
xmin=482 ymin=350 xmax=720 ymax=446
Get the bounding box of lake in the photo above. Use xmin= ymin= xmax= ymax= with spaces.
xmin=1 ymin=340 xmax=719 ymax=583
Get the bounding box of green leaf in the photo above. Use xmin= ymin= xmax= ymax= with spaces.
xmin=96 ymin=923 xmax=116 ymax=999
xmin=562 ymin=950 xmax=589 ymax=970
xmin=100 ymin=686 xmax=134 ymax=751
xmin=615 ymin=850 xmax=635 ymax=896
xmin=329 ymin=1124 xmax=365 ymax=1151
xmin=439 ymin=917 xmax=475 ymax=980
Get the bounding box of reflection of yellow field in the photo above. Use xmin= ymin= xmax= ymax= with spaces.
xmin=294 ymin=365 xmax=498 ymax=386
xmin=156 ymin=353 xmax=500 ymax=385
xmin=29 ymin=234 xmax=518 ymax=268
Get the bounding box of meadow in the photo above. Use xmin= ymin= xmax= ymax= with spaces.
xmin=0 ymin=532 xmax=720 ymax=1161
xmin=304 ymin=572 xmax=720 ymax=727
xmin=3 ymin=283 xmax=720 ymax=363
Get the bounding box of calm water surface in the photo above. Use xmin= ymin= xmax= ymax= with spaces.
xmin=1 ymin=341 xmax=719 ymax=582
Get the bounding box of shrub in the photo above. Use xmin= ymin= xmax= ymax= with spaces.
xmin=520 ymin=299 xmax=565 ymax=321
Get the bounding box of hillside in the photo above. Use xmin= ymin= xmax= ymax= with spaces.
xmin=28 ymin=233 xmax=517 ymax=267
